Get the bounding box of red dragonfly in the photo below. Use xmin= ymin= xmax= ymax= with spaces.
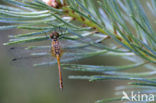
xmin=50 ymin=31 xmax=63 ymax=90
xmin=9 ymin=29 xmax=104 ymax=90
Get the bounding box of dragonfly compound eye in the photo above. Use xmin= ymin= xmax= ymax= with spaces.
xmin=50 ymin=32 xmax=59 ymax=39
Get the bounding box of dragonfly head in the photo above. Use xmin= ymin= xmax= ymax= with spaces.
xmin=50 ymin=31 xmax=59 ymax=39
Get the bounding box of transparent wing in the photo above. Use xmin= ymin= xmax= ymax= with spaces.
xmin=8 ymin=32 xmax=111 ymax=67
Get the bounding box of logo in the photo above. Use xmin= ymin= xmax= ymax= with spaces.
xmin=121 ymin=91 xmax=155 ymax=102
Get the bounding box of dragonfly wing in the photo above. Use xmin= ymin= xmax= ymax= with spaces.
xmin=9 ymin=32 xmax=106 ymax=67
xmin=9 ymin=45 xmax=56 ymax=67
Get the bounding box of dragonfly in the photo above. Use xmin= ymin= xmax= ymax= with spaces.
xmin=50 ymin=31 xmax=63 ymax=90
xmin=9 ymin=29 xmax=106 ymax=90
xmin=48 ymin=31 xmax=106 ymax=91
